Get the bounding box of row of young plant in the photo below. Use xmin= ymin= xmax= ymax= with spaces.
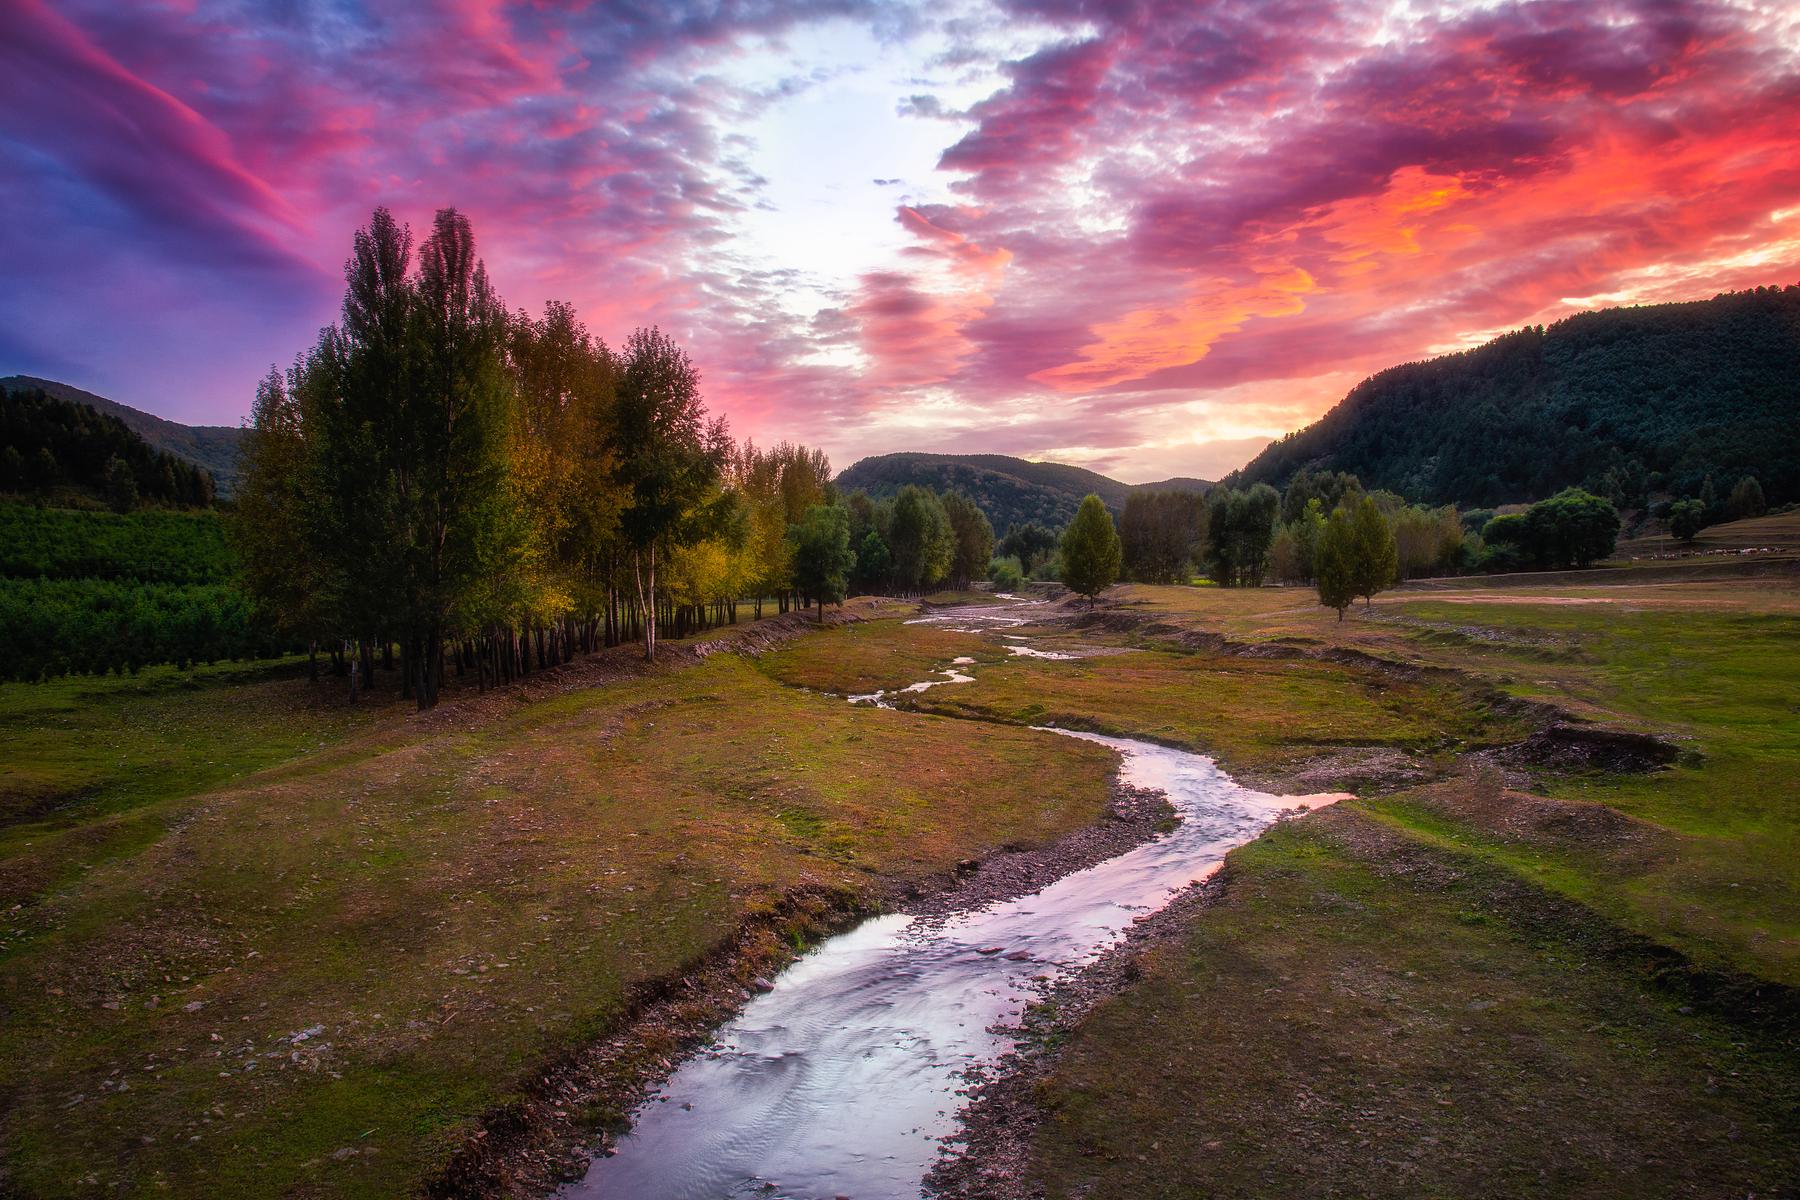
xmin=0 ymin=506 xmax=266 ymax=682
xmin=0 ymin=578 xmax=279 ymax=681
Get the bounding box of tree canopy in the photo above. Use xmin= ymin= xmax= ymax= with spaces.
xmin=1233 ymin=285 xmax=1800 ymax=507
xmin=1060 ymin=494 xmax=1122 ymax=602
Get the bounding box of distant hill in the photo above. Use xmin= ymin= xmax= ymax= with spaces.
xmin=836 ymin=452 xmax=1210 ymax=532
xmin=0 ymin=384 xmax=217 ymax=507
xmin=0 ymin=376 xmax=243 ymax=496
xmin=1229 ymin=285 xmax=1800 ymax=507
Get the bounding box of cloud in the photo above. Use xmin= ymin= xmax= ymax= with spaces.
xmin=1 ymin=0 xmax=1796 ymax=480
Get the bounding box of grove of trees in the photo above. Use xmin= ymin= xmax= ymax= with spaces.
xmin=1119 ymin=490 xmax=1206 ymax=584
xmin=232 ymin=207 xmax=1026 ymax=707
xmin=235 ymin=207 xmax=854 ymax=707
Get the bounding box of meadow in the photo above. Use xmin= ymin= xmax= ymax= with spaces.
xmin=1 ymin=566 xmax=1795 ymax=1198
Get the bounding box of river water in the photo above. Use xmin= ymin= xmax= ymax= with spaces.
xmin=563 ymin=603 xmax=1339 ymax=1200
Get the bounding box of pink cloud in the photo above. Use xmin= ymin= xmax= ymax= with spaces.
xmin=1 ymin=0 xmax=1795 ymax=479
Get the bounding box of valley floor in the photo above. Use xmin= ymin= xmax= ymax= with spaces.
xmin=1 ymin=566 xmax=1795 ymax=1198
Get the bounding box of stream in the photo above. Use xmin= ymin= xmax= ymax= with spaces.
xmin=563 ymin=601 xmax=1339 ymax=1200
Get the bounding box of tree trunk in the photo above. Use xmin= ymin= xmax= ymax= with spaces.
xmin=634 ymin=545 xmax=657 ymax=662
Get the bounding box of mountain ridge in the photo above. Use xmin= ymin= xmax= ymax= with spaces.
xmin=0 ymin=375 xmax=244 ymax=496
xmin=1228 ymin=284 xmax=1800 ymax=507
xmin=836 ymin=451 xmax=1211 ymax=533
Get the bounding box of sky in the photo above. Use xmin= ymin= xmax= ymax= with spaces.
xmin=1 ymin=0 xmax=1797 ymax=483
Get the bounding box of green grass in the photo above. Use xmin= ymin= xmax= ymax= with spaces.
xmin=760 ymin=618 xmax=1007 ymax=695
xmin=0 ymin=659 xmax=389 ymax=910
xmin=771 ymin=614 xmax=1526 ymax=784
xmin=1371 ymin=598 xmax=1800 ymax=983
xmin=1022 ymin=810 xmax=1797 ymax=1199
xmin=0 ymin=646 xmax=1116 ymax=1198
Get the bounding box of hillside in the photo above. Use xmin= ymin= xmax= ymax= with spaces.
xmin=1230 ymin=284 xmax=1800 ymax=507
xmin=1 ymin=385 xmax=217 ymax=508
xmin=836 ymin=452 xmax=1209 ymax=532
xmin=0 ymin=375 xmax=244 ymax=495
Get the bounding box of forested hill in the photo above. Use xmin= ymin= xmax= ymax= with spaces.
xmin=0 ymin=375 xmax=244 ymax=496
xmin=1230 ymin=284 xmax=1800 ymax=507
xmin=1 ymin=385 xmax=217 ymax=508
xmin=836 ymin=452 xmax=1210 ymax=532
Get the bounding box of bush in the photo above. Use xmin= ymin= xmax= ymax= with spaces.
xmin=989 ymin=555 xmax=1024 ymax=591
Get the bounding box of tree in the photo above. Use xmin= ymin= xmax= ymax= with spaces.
xmin=1060 ymin=494 xmax=1121 ymax=604
xmin=30 ymin=446 xmax=59 ymax=491
xmin=1281 ymin=467 xmax=1360 ymax=525
xmin=400 ymin=208 xmax=523 ymax=706
xmin=102 ymin=455 xmax=137 ymax=513
xmin=1120 ymin=490 xmax=1207 ymax=583
xmin=788 ymin=503 xmax=855 ymax=621
xmin=613 ymin=326 xmax=729 ymax=661
xmin=854 ymin=530 xmax=891 ymax=592
xmin=997 ymin=522 xmax=1058 ymax=578
xmin=1315 ymin=505 xmax=1357 ymax=620
xmin=1204 ymin=484 xmax=1280 ymax=586
xmin=1519 ymin=488 xmax=1619 ymax=568
xmin=1348 ymin=494 xmax=1397 ymax=606
xmin=1392 ymin=504 xmax=1463 ymax=580
xmin=230 ymin=366 xmax=330 ymax=670
xmin=989 ymin=555 xmax=1023 ymax=591
xmin=887 ymin=485 xmax=954 ymax=592
xmin=1669 ymin=498 xmax=1706 ymax=542
xmin=1728 ymin=475 xmax=1766 ymax=520
xmin=942 ymin=491 xmax=995 ymax=588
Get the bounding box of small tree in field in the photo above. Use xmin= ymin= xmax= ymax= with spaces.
xmin=1348 ymin=494 xmax=1397 ymax=606
xmin=789 ymin=503 xmax=854 ymax=622
xmin=1061 ymin=493 xmax=1121 ymax=605
xmin=1316 ymin=506 xmax=1357 ymax=621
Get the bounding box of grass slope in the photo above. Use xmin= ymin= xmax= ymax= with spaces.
xmin=0 ymin=622 xmax=1116 ymax=1198
xmin=954 ymin=577 xmax=1799 ymax=1198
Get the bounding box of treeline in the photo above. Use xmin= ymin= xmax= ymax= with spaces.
xmin=235 ymin=207 xmax=1009 ymax=709
xmin=1007 ymin=462 xmax=1623 ymax=623
xmin=840 ymin=486 xmax=994 ymax=595
xmin=1 ymin=386 xmax=216 ymax=509
xmin=1233 ymin=284 xmax=1800 ymax=507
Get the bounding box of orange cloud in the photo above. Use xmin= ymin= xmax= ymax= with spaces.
xmin=1031 ymin=266 xmax=1316 ymax=392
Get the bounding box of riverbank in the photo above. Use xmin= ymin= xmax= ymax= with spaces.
xmin=925 ymin=577 xmax=1799 ymax=1199
xmin=431 ymin=776 xmax=1177 ymax=1198
xmin=0 ymin=600 xmax=1130 ymax=1198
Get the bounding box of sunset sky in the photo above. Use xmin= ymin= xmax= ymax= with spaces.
xmin=2 ymin=0 xmax=1796 ymax=481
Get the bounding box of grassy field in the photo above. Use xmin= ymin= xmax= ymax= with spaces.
xmin=945 ymin=576 xmax=1800 ymax=1199
xmin=5 ymin=574 xmax=1796 ymax=1198
xmin=0 ymin=611 xmax=1118 ymax=1198
xmin=1019 ymin=809 xmax=1796 ymax=1199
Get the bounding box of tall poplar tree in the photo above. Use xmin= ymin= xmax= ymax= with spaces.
xmin=613 ymin=326 xmax=728 ymax=661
